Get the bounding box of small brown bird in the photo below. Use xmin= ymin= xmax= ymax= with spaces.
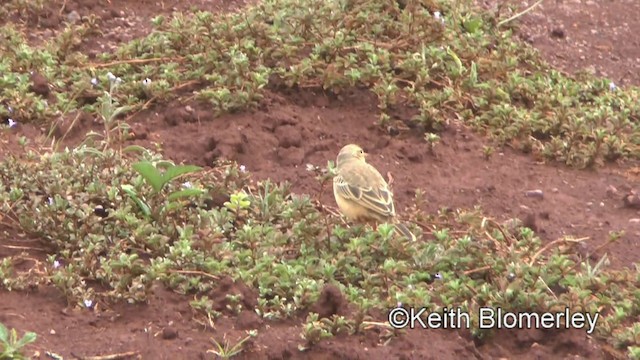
xmin=332 ymin=144 xmax=416 ymax=241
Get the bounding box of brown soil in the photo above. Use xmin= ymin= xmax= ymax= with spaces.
xmin=515 ymin=0 xmax=640 ymax=86
xmin=2 ymin=0 xmax=640 ymax=359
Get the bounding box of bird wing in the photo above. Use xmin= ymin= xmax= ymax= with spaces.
xmin=334 ymin=162 xmax=396 ymax=219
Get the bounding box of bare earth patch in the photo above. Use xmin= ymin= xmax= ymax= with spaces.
xmin=516 ymin=0 xmax=640 ymax=86
xmin=1 ymin=0 xmax=640 ymax=359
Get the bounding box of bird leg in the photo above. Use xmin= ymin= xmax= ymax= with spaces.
xmin=386 ymin=171 xmax=394 ymax=188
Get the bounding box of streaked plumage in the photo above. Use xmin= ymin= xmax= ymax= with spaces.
xmin=332 ymin=144 xmax=416 ymax=241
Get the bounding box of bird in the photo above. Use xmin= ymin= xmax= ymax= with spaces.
xmin=332 ymin=143 xmax=416 ymax=241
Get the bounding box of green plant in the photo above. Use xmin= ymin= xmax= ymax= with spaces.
xmin=629 ymin=346 xmax=640 ymax=360
xmin=2 ymin=0 xmax=639 ymax=167
xmin=2 ymin=0 xmax=640 ymax=357
xmin=122 ymin=159 xmax=204 ymax=219
xmin=207 ymin=330 xmax=257 ymax=359
xmin=299 ymin=313 xmax=334 ymax=351
xmin=0 ymin=323 xmax=36 ymax=360
xmin=424 ymin=132 xmax=441 ymax=154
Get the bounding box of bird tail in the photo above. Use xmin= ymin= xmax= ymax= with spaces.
xmin=393 ymin=222 xmax=417 ymax=241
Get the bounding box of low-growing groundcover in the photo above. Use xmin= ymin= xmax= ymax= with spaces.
xmin=1 ymin=0 xmax=640 ymax=357
xmin=1 ymin=0 xmax=639 ymax=167
xmin=2 ymin=136 xmax=640 ymax=357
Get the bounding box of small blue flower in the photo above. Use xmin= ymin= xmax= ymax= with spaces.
xmin=53 ymin=260 xmax=61 ymax=269
xmin=434 ymin=273 xmax=443 ymax=280
xmin=48 ymin=197 xmax=54 ymax=205
xmin=609 ymin=81 xmax=617 ymax=91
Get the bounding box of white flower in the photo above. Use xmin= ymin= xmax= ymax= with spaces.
xmin=142 ymin=78 xmax=152 ymax=86
xmin=7 ymin=119 xmax=17 ymax=128
xmin=83 ymin=299 xmax=93 ymax=308
xmin=239 ymin=165 xmax=246 ymax=173
xmin=182 ymin=181 xmax=192 ymax=189
xmin=7 ymin=106 xmax=13 ymax=113
xmin=116 ymin=77 xmax=123 ymax=84
xmin=91 ymin=78 xmax=99 ymax=86
xmin=107 ymin=72 xmax=116 ymax=82
xmin=609 ymin=81 xmax=617 ymax=91
xmin=48 ymin=197 xmax=54 ymax=205
xmin=53 ymin=260 xmax=61 ymax=269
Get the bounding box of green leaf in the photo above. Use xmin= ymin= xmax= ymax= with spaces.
xmin=0 ymin=322 xmax=8 ymax=342
xmin=132 ymin=161 xmax=165 ymax=192
xmin=463 ymin=17 xmax=483 ymax=34
xmin=446 ymin=47 xmax=463 ymax=73
xmin=122 ymin=145 xmax=149 ymax=154
xmin=469 ymin=61 xmax=478 ymax=85
xmin=121 ymin=184 xmax=152 ymax=216
xmin=168 ymin=188 xmax=205 ymax=201
xmin=110 ymin=105 xmax=132 ymax=120
xmin=75 ymin=147 xmax=105 ymax=158
xmin=155 ymin=161 xmax=176 ymax=169
xmin=163 ymin=165 xmax=202 ymax=182
xmin=15 ymin=331 xmax=37 ymax=348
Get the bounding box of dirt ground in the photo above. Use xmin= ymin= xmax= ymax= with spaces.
xmin=1 ymin=0 xmax=640 ymax=359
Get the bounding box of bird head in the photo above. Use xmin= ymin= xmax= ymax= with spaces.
xmin=336 ymin=144 xmax=367 ymax=166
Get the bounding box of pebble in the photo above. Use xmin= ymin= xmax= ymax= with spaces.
xmin=67 ymin=11 xmax=81 ymax=23
xmin=551 ymin=28 xmax=566 ymax=38
xmin=525 ymin=189 xmax=544 ymax=199
xmin=162 ymin=327 xmax=178 ymax=340
xmin=606 ymin=185 xmax=618 ymax=197
xmin=629 ymin=218 xmax=640 ymax=224
xmin=624 ymin=193 xmax=640 ymax=208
